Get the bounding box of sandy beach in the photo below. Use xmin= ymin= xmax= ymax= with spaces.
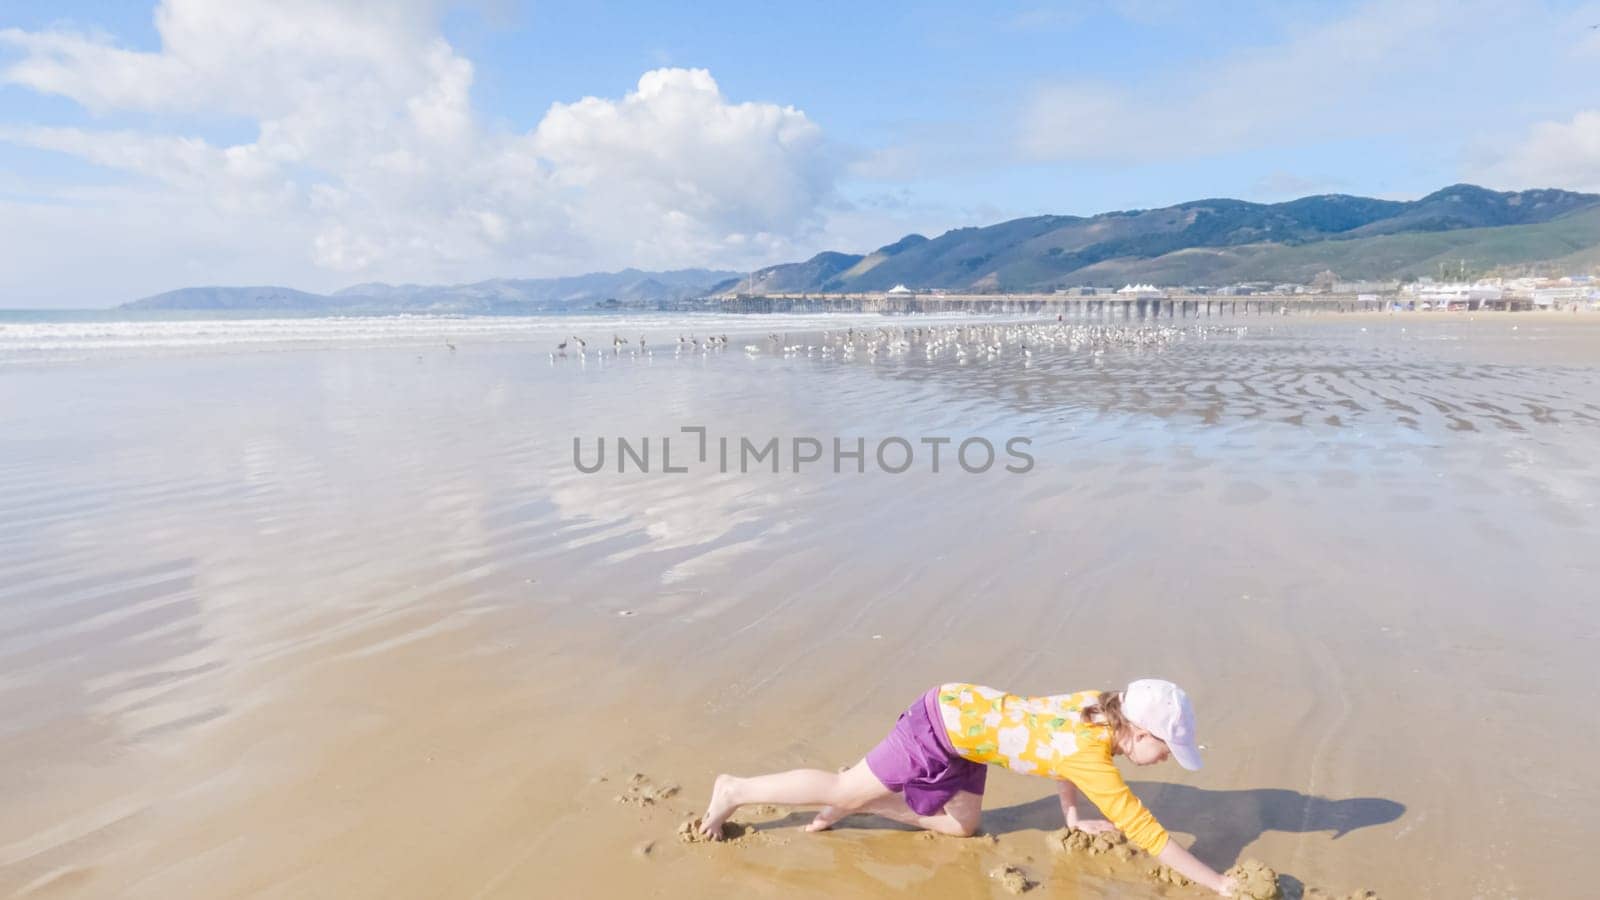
xmin=2 ymin=313 xmax=1598 ymax=898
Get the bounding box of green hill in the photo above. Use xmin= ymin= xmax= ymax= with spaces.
xmin=735 ymin=185 xmax=1600 ymax=292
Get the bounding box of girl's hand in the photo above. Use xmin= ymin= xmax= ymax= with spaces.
xmin=1072 ymin=818 xmax=1120 ymax=835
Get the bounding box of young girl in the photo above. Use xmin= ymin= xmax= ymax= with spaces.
xmin=698 ymin=678 xmax=1237 ymax=896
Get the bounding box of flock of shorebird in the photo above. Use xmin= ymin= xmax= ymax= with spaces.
xmin=547 ymin=332 xmax=730 ymax=362
xmin=541 ymin=321 xmax=1249 ymax=366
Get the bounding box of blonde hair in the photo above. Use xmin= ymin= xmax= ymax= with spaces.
xmin=1081 ymin=690 xmax=1129 ymax=739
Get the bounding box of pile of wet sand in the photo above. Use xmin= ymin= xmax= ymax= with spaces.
xmin=988 ymin=863 xmax=1036 ymax=894
xmin=677 ymin=816 xmax=753 ymax=844
xmin=624 ymin=774 xmax=1384 ymax=899
xmin=1046 ymin=827 xmax=1380 ymax=899
xmin=1223 ymin=859 xmax=1280 ymax=898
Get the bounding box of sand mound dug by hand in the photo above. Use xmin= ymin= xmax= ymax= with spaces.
xmin=1056 ymin=827 xmax=1139 ymax=860
xmin=1221 ymin=859 xmax=1382 ymax=900
xmin=1224 ymin=859 xmax=1281 ymax=899
xmin=988 ymin=864 xmax=1036 ymax=894
xmin=1150 ymin=864 xmax=1191 ymax=887
xmin=677 ymin=816 xmax=752 ymax=844
xmin=1044 ymin=827 xmax=1378 ymax=899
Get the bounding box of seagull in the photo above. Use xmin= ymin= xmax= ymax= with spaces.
xmin=446 ymin=341 xmax=456 ymax=352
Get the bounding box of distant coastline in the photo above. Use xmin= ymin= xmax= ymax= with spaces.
xmin=99 ymin=183 xmax=1600 ymax=316
xmin=117 ymin=268 xmax=741 ymax=315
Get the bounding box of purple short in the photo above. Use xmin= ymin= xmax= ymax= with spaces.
xmin=865 ymin=687 xmax=988 ymax=816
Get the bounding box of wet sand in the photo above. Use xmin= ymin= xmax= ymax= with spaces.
xmin=2 ymin=315 xmax=1598 ymax=898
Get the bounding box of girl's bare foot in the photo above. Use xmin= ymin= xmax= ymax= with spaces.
xmin=805 ymin=805 xmax=847 ymax=832
xmin=698 ymin=774 xmax=740 ymax=839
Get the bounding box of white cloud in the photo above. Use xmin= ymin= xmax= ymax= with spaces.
xmin=0 ymin=1 xmax=455 ymax=120
xmin=0 ymin=1 xmax=841 ymax=301
xmin=0 ymin=126 xmax=293 ymax=211
xmin=531 ymin=67 xmax=836 ymax=266
xmin=1472 ymin=110 xmax=1600 ymax=192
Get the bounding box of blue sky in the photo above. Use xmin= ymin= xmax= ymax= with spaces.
xmin=2 ymin=0 xmax=1599 ymax=306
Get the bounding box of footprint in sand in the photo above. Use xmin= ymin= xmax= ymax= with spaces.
xmin=614 ymin=772 xmax=679 ymax=806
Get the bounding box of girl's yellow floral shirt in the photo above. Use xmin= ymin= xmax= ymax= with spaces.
xmin=935 ymin=682 xmax=1170 ymax=854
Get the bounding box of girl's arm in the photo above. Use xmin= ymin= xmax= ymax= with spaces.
xmin=1056 ymin=781 xmax=1116 ymax=832
xmin=1156 ymin=840 xmax=1235 ymax=896
xmin=1056 ymin=780 xmax=1078 ymax=827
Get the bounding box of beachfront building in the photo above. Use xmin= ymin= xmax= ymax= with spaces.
xmin=1116 ymin=283 xmax=1164 ymax=300
xmin=1532 ymin=286 xmax=1586 ymax=309
xmin=1334 ymin=279 xmax=1401 ymax=294
xmin=1403 ymin=281 xmax=1504 ymax=311
xmin=886 ymin=284 xmax=915 ymax=298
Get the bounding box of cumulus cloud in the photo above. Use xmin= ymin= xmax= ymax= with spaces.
xmin=531 ymin=68 xmax=835 ymax=266
xmin=0 ymin=126 xmax=294 ymax=209
xmin=0 ymin=0 xmax=453 ymax=118
xmin=0 ymin=0 xmax=840 ymax=299
xmin=1472 ymin=110 xmax=1600 ymax=192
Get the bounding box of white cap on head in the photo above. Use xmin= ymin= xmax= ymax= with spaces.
xmin=1123 ymin=678 xmax=1203 ymax=771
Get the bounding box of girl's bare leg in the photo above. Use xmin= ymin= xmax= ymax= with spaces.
xmin=811 ymin=788 xmax=982 ymax=837
xmin=698 ymin=759 xmax=890 ymax=839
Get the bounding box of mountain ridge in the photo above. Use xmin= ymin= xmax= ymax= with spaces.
xmin=731 ymin=184 xmax=1600 ymax=294
xmin=121 ymin=185 xmax=1600 ymax=310
xmin=122 ymin=268 xmax=741 ymax=311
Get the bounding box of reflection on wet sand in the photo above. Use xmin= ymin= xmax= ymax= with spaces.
xmin=1 ymin=316 xmax=1597 ymax=898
